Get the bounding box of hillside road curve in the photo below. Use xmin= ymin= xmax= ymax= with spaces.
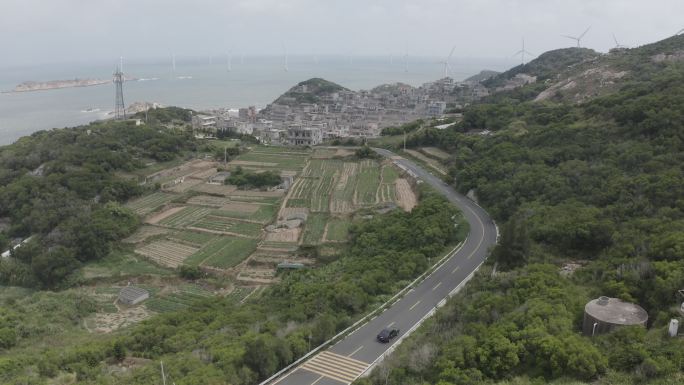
xmin=269 ymin=148 xmax=498 ymax=385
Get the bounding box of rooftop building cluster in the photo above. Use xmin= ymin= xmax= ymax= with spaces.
xmin=191 ymin=77 xmax=488 ymax=145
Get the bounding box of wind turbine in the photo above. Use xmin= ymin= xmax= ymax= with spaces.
xmin=562 ymin=26 xmax=591 ymax=47
xmin=612 ymin=34 xmax=628 ymax=49
xmin=283 ymin=44 xmax=289 ymax=72
xmin=438 ymin=46 xmax=457 ymax=78
xmin=513 ymin=38 xmax=534 ymax=65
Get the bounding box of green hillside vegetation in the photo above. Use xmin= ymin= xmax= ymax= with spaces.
xmin=360 ymin=36 xmax=684 ymax=385
xmin=275 ymin=78 xmax=347 ymax=105
xmin=483 ymin=47 xmax=599 ymax=88
xmin=0 ymin=117 xmax=198 ymax=289
xmin=0 ymin=188 xmax=467 ymax=384
xmin=227 ymin=167 xmax=281 ymax=189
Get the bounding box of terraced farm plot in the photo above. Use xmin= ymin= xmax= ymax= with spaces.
xmin=310 ymin=174 xmax=336 ymax=212
xmin=377 ymin=183 xmax=397 ymax=203
xmin=233 ymin=152 xmax=309 ymax=171
xmin=134 ymin=240 xmax=199 ymax=268
xmin=331 ymin=162 xmax=359 ymax=213
xmin=325 ymin=218 xmax=352 ymax=242
xmin=215 ymin=204 xmax=277 ymax=223
xmin=158 ymin=206 xmax=213 ymax=228
xmin=381 ymin=164 xmax=399 ymax=184
xmin=123 ymin=226 xmax=170 ymax=243
xmin=191 ymin=183 xmax=237 ymax=196
xmin=126 ymin=192 xmax=177 ymax=215
xmin=187 ymin=195 xmax=232 ymax=207
xmin=200 ymin=237 xmax=259 ymax=269
xmin=225 ymin=286 xmax=255 ymax=303
xmin=145 ymin=285 xmax=213 ymax=313
xmin=259 ymin=241 xmax=299 ymax=251
xmin=185 ymin=236 xmax=258 ymax=269
xmin=302 ymin=213 xmax=329 ymax=244
xmin=356 ymin=160 xmax=381 ymax=205
xmin=167 ymin=230 xmax=217 ymax=248
xmin=228 ymin=195 xmax=282 ymax=204
xmin=191 ymin=215 xmax=263 ymax=237
xmin=289 ymin=177 xmax=315 ymax=200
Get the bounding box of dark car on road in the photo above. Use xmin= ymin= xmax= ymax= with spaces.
xmin=376 ymin=328 xmax=400 ymax=343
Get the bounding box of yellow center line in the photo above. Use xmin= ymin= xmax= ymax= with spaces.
xmin=452 ymin=266 xmax=460 ymax=274
xmin=432 ymin=282 xmax=442 ymax=291
xmin=409 ymin=300 xmax=421 ymax=310
xmin=348 ymin=345 xmax=364 ymax=357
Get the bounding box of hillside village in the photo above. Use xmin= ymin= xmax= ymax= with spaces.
xmin=187 ymin=40 xmax=684 ymax=148
xmin=191 ymin=76 xmax=490 ymax=145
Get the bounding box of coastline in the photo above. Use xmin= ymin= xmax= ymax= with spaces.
xmin=4 ymin=77 xmax=139 ymax=93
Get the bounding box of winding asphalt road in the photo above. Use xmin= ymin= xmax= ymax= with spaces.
xmin=270 ymin=148 xmax=498 ymax=385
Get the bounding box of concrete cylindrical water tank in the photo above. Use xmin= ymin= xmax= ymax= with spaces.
xmin=582 ymin=296 xmax=648 ymax=336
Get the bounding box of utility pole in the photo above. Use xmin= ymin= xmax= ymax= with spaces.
xmin=160 ymin=361 xmax=167 ymax=385
xmin=403 ymin=128 xmax=406 ymax=151
xmin=224 ymin=146 xmax=227 ymax=164
xmin=114 ymin=66 xmax=126 ymax=120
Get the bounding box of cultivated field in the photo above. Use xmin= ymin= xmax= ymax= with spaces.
xmin=126 ymin=192 xmax=177 ymax=215
xmin=183 ymin=236 xmax=258 ymax=268
xmin=134 ymin=240 xmax=199 ymax=268
xmin=356 ymin=160 xmax=381 ymax=205
xmin=145 ymin=284 xmax=213 ymax=313
xmin=123 ymin=146 xmax=417 ymax=283
xmin=302 ymin=213 xmax=329 ymax=244
xmin=123 ymin=226 xmax=170 ymax=243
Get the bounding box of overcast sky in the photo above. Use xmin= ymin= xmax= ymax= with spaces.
xmin=1 ymin=0 xmax=683 ymax=67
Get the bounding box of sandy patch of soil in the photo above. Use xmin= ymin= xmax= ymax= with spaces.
xmin=145 ymin=206 xmax=185 ymax=225
xmin=395 ymin=178 xmax=417 ymax=212
xmin=90 ymin=304 xmax=152 ymax=333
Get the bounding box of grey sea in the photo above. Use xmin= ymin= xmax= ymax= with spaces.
xmin=0 ymin=55 xmax=513 ymax=145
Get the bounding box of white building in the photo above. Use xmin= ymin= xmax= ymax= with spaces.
xmin=287 ymin=126 xmax=323 ymax=146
